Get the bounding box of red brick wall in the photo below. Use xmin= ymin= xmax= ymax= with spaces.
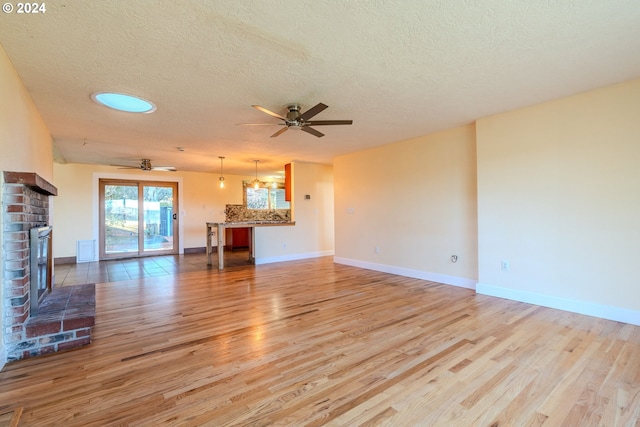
xmin=2 ymin=184 xmax=49 ymax=351
xmin=3 ymin=175 xmax=94 ymax=362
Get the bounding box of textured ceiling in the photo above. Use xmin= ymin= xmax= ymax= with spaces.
xmin=1 ymin=1 xmax=639 ymax=177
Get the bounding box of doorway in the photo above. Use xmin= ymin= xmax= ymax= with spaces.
xmin=99 ymin=179 xmax=179 ymax=259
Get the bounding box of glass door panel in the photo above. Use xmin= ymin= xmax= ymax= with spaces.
xmin=104 ymin=184 xmax=139 ymax=254
xmin=143 ymin=185 xmax=174 ymax=252
xmin=100 ymin=179 xmax=178 ymax=259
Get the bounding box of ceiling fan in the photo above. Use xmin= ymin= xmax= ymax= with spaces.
xmin=239 ymin=103 xmax=353 ymax=138
xmin=111 ymin=158 xmax=177 ymax=172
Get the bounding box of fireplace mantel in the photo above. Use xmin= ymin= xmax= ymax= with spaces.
xmin=3 ymin=171 xmax=57 ymax=196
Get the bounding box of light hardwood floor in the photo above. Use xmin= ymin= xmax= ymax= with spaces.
xmin=1 ymin=256 xmax=639 ymax=426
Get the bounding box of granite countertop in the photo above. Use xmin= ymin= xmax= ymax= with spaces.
xmin=224 ymin=220 xmax=294 ymax=224
xmin=207 ymin=221 xmax=295 ymax=226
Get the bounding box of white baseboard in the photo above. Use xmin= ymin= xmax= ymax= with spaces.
xmin=476 ymin=282 xmax=640 ymax=326
xmin=256 ymin=250 xmax=335 ymax=265
xmin=333 ymin=257 xmax=476 ymax=289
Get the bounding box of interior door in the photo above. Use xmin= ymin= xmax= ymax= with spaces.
xmin=100 ymin=179 xmax=178 ymax=259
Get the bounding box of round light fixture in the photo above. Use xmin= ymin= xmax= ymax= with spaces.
xmin=91 ymin=92 xmax=156 ymax=113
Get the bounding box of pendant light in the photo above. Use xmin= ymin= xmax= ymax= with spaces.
xmin=253 ymin=160 xmax=260 ymax=189
xmin=218 ymin=156 xmax=225 ymax=189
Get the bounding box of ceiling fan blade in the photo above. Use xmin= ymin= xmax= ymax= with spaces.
xmin=151 ymin=167 xmax=177 ymax=172
xmin=111 ymin=164 xmax=140 ymax=169
xmin=301 ymin=126 xmax=324 ymax=138
xmin=236 ymin=123 xmax=280 ymax=126
xmin=299 ymin=103 xmax=328 ymax=122
xmin=305 ymin=120 xmax=353 ymax=126
xmin=271 ymin=126 xmax=289 ymax=138
xmin=252 ymin=105 xmax=287 ymax=121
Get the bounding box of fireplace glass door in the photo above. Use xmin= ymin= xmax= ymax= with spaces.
xmin=100 ymin=180 xmax=178 ymax=259
xmin=30 ymin=225 xmax=52 ymax=315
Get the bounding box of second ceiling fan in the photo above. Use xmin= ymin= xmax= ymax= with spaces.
xmin=242 ymin=103 xmax=353 ymax=138
xmin=111 ymin=158 xmax=176 ymax=172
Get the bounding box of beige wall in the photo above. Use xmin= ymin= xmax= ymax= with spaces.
xmin=52 ymin=163 xmax=95 ymax=257
xmin=0 ymin=46 xmax=53 ymax=179
xmin=255 ymin=162 xmax=335 ymax=262
xmin=476 ymin=79 xmax=640 ymax=316
xmin=0 ymin=45 xmax=53 ymax=362
xmin=53 ymin=162 xmax=252 ymax=258
xmin=52 ymin=161 xmax=334 ymax=262
xmin=333 ymin=124 xmax=478 ymax=287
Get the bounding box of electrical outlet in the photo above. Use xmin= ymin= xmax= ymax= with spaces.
xmin=374 ymin=246 xmax=380 ymax=254
xmin=501 ymin=260 xmax=510 ymax=272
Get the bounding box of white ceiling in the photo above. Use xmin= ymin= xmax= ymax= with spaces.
xmin=1 ymin=1 xmax=639 ymax=177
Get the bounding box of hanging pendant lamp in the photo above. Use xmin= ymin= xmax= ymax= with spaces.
xmin=218 ymin=156 xmax=225 ymax=189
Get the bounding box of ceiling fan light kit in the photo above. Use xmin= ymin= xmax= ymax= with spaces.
xmin=241 ymin=103 xmax=353 ymax=138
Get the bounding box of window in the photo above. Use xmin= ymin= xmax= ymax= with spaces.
xmin=246 ymin=187 xmax=269 ymax=209
xmin=269 ymin=188 xmax=289 ymax=209
xmin=244 ymin=182 xmax=290 ymax=210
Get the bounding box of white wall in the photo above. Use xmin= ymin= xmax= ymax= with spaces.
xmin=333 ymin=124 xmax=478 ymax=288
xmin=476 ymin=78 xmax=640 ymax=324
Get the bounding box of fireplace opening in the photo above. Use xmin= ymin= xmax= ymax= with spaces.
xmin=30 ymin=225 xmax=53 ymax=315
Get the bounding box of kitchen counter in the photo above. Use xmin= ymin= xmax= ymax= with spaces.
xmin=206 ymin=221 xmax=295 ymax=269
xmin=221 ymin=220 xmax=293 ymax=226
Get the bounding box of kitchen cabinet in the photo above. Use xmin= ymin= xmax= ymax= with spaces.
xmin=225 ymin=227 xmax=250 ymax=251
xmin=284 ymin=163 xmax=291 ymax=201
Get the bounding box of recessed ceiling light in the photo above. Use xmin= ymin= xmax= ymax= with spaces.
xmin=91 ymin=92 xmax=156 ymax=113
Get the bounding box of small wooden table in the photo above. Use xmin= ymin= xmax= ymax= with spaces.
xmin=206 ymin=222 xmax=295 ymax=270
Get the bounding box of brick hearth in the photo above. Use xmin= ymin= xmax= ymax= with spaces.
xmin=23 ymin=284 xmax=95 ymax=357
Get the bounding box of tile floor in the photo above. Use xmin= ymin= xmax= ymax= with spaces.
xmin=54 ymin=251 xmax=251 ymax=287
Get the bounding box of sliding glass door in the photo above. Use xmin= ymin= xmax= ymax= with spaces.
xmin=99 ymin=179 xmax=178 ymax=259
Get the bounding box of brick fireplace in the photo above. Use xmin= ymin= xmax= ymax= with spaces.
xmin=2 ymin=172 xmax=95 ymax=362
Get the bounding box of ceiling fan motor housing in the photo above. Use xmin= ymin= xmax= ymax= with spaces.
xmin=286 ymin=105 xmax=301 ymax=121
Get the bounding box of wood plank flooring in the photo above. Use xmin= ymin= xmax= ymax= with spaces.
xmin=1 ymin=256 xmax=639 ymax=426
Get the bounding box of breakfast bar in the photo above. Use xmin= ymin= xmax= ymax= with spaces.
xmin=206 ymin=221 xmax=295 ymax=269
